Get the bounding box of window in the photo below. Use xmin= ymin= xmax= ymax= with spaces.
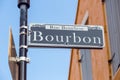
xmin=105 ymin=0 xmax=120 ymax=75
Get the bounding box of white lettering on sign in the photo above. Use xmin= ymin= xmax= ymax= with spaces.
xmin=32 ymin=31 xmax=101 ymax=45
xmin=83 ymin=37 xmax=91 ymax=43
xmin=45 ymin=25 xmax=88 ymax=31
xmin=56 ymin=36 xmax=64 ymax=42
xmin=45 ymin=35 xmax=54 ymax=42
xmin=73 ymin=33 xmax=81 ymax=43
xmin=33 ymin=31 xmax=43 ymax=41
xmin=93 ymin=37 xmax=101 ymax=44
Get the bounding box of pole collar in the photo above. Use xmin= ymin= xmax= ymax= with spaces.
xmin=18 ymin=0 xmax=30 ymax=8
xmin=9 ymin=57 xmax=30 ymax=63
xmin=18 ymin=56 xmax=30 ymax=63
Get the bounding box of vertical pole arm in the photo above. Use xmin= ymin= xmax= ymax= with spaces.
xmin=18 ymin=0 xmax=30 ymax=80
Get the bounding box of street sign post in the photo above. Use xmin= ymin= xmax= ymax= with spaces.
xmin=8 ymin=28 xmax=19 ymax=80
xmin=18 ymin=0 xmax=30 ymax=80
xmin=28 ymin=24 xmax=105 ymax=48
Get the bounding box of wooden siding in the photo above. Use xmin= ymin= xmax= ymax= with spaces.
xmin=8 ymin=28 xmax=19 ymax=80
xmin=69 ymin=0 xmax=111 ymax=80
xmin=68 ymin=49 xmax=82 ymax=80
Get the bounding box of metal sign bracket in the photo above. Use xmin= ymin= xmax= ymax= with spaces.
xmin=9 ymin=57 xmax=30 ymax=63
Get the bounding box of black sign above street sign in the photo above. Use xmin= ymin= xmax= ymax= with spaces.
xmin=28 ymin=23 xmax=105 ymax=48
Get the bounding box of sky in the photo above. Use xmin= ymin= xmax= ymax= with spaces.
xmin=0 ymin=0 xmax=78 ymax=80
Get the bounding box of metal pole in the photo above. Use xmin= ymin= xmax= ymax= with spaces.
xmin=18 ymin=0 xmax=30 ymax=80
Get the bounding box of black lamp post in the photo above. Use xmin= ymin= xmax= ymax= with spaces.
xmin=18 ymin=0 xmax=30 ymax=80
